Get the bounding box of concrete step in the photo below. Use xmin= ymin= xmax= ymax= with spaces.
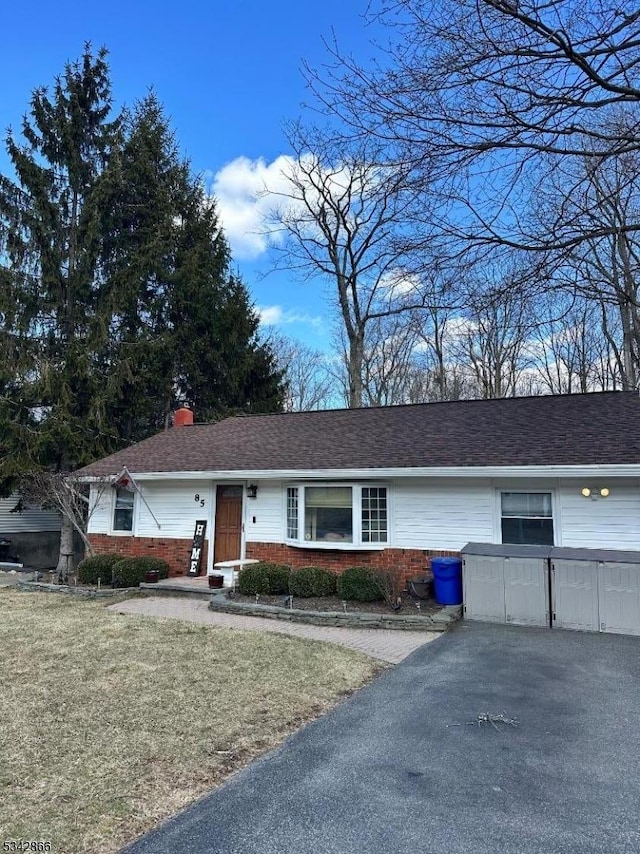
xmin=139 ymin=578 xmax=221 ymax=600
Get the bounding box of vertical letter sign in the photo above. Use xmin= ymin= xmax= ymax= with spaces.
xmin=187 ymin=520 xmax=207 ymax=576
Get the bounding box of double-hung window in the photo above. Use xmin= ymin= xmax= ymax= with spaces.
xmin=286 ymin=484 xmax=388 ymax=547
xmin=113 ymin=487 xmax=135 ymax=532
xmin=501 ymin=492 xmax=554 ymax=546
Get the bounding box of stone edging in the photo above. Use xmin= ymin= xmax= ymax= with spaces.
xmin=17 ymin=581 xmax=146 ymax=599
xmin=208 ymin=592 xmax=461 ymax=632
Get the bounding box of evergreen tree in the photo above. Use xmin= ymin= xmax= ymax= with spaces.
xmin=168 ymin=183 xmax=284 ymax=421
xmin=0 ymin=51 xmax=283 ymax=570
xmin=0 ymin=45 xmax=123 ymax=570
xmin=101 ymin=93 xmax=283 ymax=433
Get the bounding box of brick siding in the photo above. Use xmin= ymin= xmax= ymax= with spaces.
xmin=86 ymin=535 xmax=460 ymax=583
xmin=245 ymin=541 xmax=460 ymax=583
xmin=86 ymin=534 xmax=207 ymax=578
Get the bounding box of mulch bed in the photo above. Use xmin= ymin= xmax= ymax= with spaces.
xmin=230 ymin=590 xmax=441 ymax=616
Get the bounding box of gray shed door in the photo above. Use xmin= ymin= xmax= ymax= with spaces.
xmin=462 ymin=555 xmax=505 ymax=622
xmin=552 ymin=560 xmax=599 ymax=632
xmin=504 ymin=557 xmax=549 ymax=627
xmin=463 ymin=544 xmax=640 ymax=636
xmin=597 ymin=562 xmax=640 ymax=636
xmin=463 ymin=553 xmax=548 ymax=626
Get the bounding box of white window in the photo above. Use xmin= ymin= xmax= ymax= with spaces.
xmin=286 ymin=484 xmax=388 ymax=547
xmin=501 ymin=492 xmax=554 ymax=546
xmin=305 ymin=487 xmax=353 ymax=543
xmin=113 ymin=487 xmax=135 ymax=532
xmin=286 ymin=487 xmax=298 ymax=540
xmin=362 ymin=487 xmax=388 ymax=543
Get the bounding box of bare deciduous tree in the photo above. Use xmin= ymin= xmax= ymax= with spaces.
xmin=268 ymin=123 xmax=443 ymax=407
xmin=19 ymin=472 xmax=112 ymax=573
xmin=268 ymin=332 xmax=335 ymax=411
xmin=529 ymin=296 xmax=619 ymax=394
xmin=545 ymin=148 xmax=640 ymax=388
xmin=455 ymin=286 xmax=533 ymax=399
xmin=309 ymin=1 xmax=640 ymax=253
xmin=359 ymin=315 xmax=423 ymax=406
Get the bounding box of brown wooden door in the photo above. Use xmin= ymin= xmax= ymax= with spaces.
xmin=213 ymin=485 xmax=243 ymax=564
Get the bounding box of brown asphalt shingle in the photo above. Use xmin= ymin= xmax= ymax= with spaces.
xmin=76 ymin=391 xmax=640 ymax=477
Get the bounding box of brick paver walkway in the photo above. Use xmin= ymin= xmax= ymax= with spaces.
xmin=107 ymin=597 xmax=437 ymax=664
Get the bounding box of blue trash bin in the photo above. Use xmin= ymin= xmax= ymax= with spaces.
xmin=431 ymin=557 xmax=463 ymax=605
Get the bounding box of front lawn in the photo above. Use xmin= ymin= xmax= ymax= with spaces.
xmin=0 ymin=590 xmax=381 ymax=853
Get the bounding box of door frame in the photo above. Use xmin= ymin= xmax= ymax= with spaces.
xmin=207 ymin=482 xmax=246 ymax=573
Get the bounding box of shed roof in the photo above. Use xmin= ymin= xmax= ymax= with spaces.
xmin=75 ymin=391 xmax=640 ymax=477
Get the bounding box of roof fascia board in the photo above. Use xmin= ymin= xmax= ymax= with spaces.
xmin=79 ymin=464 xmax=640 ymax=482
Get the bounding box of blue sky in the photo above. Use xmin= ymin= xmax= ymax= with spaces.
xmin=0 ymin=0 xmax=380 ymax=351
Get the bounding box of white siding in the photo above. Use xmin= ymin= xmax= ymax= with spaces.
xmin=87 ymin=486 xmax=111 ymax=534
xmin=245 ymin=478 xmax=497 ymax=550
xmin=88 ymin=474 xmax=640 ymax=553
xmin=392 ymin=478 xmax=494 ymax=550
xmin=136 ymin=481 xmax=210 ymax=539
xmin=0 ymin=494 xmax=61 ymax=534
xmin=559 ymin=478 xmax=640 ymax=550
xmin=245 ymin=480 xmax=284 ymax=543
xmin=88 ymin=480 xmax=212 ymax=539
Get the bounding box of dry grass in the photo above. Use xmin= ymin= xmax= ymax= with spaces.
xmin=0 ymin=589 xmax=382 ymax=853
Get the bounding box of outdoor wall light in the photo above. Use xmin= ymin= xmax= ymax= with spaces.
xmin=581 ymin=487 xmax=610 ymax=499
xmin=247 ymin=484 xmax=258 ymax=499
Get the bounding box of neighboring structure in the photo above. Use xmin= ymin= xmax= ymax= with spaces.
xmin=0 ymin=494 xmax=61 ymax=567
xmin=76 ymin=392 xmax=640 ymax=580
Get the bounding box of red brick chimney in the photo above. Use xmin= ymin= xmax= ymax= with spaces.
xmin=173 ymin=406 xmax=194 ymax=428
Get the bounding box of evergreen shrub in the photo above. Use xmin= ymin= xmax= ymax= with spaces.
xmin=336 ymin=566 xmax=383 ymax=602
xmin=237 ymin=562 xmax=291 ymax=595
xmin=111 ymin=556 xmax=170 ymax=588
xmin=289 ymin=566 xmax=337 ymax=598
xmin=77 ymin=553 xmax=123 ymax=586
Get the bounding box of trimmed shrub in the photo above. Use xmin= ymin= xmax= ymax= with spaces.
xmin=237 ymin=563 xmax=270 ymax=595
xmin=111 ymin=556 xmax=170 ymax=588
xmin=265 ymin=563 xmax=291 ymax=594
xmin=77 ymin=553 xmax=123 ymax=586
xmin=313 ymin=567 xmax=338 ymax=597
xmin=337 ymin=566 xmax=383 ymax=602
xmin=237 ymin=562 xmax=291 ymax=595
xmin=289 ymin=566 xmax=337 ymax=598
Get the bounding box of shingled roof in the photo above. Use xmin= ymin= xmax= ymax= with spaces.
xmin=76 ymin=391 xmax=640 ymax=477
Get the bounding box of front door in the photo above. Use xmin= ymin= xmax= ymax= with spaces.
xmin=213 ymin=485 xmax=243 ymax=565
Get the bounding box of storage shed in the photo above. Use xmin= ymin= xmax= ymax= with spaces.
xmin=461 ymin=543 xmax=640 ymax=636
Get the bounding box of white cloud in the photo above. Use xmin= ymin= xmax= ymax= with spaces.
xmin=207 ymin=153 xmax=376 ymax=261
xmin=206 ymin=155 xmax=298 ymax=260
xmin=258 ymin=304 xmax=323 ymax=329
xmin=379 ymin=269 xmax=423 ymax=299
xmin=413 ymin=316 xmax=476 ymax=352
xmin=258 ymin=305 xmax=283 ymax=326
xmin=445 ymin=316 xmax=478 ymax=338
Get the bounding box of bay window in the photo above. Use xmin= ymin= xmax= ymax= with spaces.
xmin=362 ymin=487 xmax=388 ymax=543
xmin=286 ymin=484 xmax=388 ymax=547
xmin=286 ymin=487 xmax=299 ymax=539
xmin=305 ymin=487 xmax=352 ymax=543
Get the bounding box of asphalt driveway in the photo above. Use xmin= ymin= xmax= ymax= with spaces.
xmin=122 ymin=622 xmax=640 ymax=854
